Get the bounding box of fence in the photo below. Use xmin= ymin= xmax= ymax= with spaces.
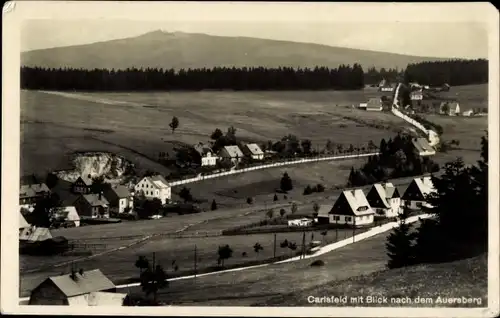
xmin=169 ymin=152 xmax=379 ymax=186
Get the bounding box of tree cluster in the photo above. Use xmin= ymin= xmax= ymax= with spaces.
xmin=21 ymin=65 xmax=365 ymax=91
xmin=403 ymin=59 xmax=488 ymax=86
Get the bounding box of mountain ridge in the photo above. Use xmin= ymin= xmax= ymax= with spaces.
xmin=21 ymin=30 xmax=455 ymax=71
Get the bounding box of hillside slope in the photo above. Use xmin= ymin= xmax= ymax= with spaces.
xmin=260 ymin=253 xmax=487 ymax=307
xmin=21 ymin=30 xmax=449 ymax=70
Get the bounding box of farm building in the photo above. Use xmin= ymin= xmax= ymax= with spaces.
xmin=358 ymin=102 xmax=368 ymax=110
xmin=103 ymin=185 xmax=134 ymax=214
xmin=134 ymin=175 xmax=171 ymax=204
xmin=366 ymin=183 xmax=401 ymax=218
xmin=29 ymin=269 xmax=128 ymax=306
xmin=73 ymin=193 xmax=110 ymax=219
xmin=288 ymin=218 xmax=314 ymax=227
xmin=378 ymin=79 xmax=395 ymax=92
xmin=412 ymin=138 xmax=436 ymax=157
xmin=193 ymin=142 xmax=218 ymax=166
xmin=439 ymin=101 xmax=460 ymax=116
xmin=218 ymin=145 xmax=245 ymax=165
xmin=243 ymin=143 xmax=264 ymax=160
xmin=19 ymin=226 xmax=52 ymax=242
xmin=329 ymin=189 xmax=374 ymax=227
xmin=20 ymin=183 xmax=51 ymax=205
xmin=71 ymin=175 xmax=92 ymax=194
xmin=52 ymin=206 xmax=81 ymax=227
xmin=316 ymin=205 xmax=332 ymax=224
xmin=365 ymin=98 xmax=383 ymax=111
xmin=401 ymin=176 xmax=436 ymax=210
xmin=19 ymin=212 xmax=30 ymax=235
xmin=410 ymin=90 xmax=423 ymax=101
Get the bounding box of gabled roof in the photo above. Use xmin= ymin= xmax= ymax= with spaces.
xmin=221 ymin=145 xmax=244 ymax=158
xmin=19 ymin=213 xmax=30 ymax=229
xmin=149 ymin=175 xmax=170 ymax=189
xmin=245 ymin=143 xmax=264 ymax=156
xmin=82 ymin=194 xmax=109 ymax=207
xmin=19 ymin=226 xmax=52 ymax=241
xmin=76 ymin=175 xmax=93 ymax=186
xmin=412 ymin=138 xmax=435 ymax=155
xmin=371 ymin=184 xmax=391 ymax=209
xmin=20 ymin=183 xmax=50 ymax=198
xmin=367 ymin=98 xmax=382 ymax=108
xmin=87 ymin=292 xmax=128 ymax=306
xmin=43 ymin=269 xmax=116 ymax=297
xmin=104 ymin=185 xmax=131 ymax=202
xmin=331 ymin=189 xmax=373 ymax=216
xmin=369 ymin=183 xmax=400 ymax=209
xmin=415 ymin=176 xmax=436 ymax=196
xmin=317 ymin=205 xmax=331 ymax=218
xmin=53 ymin=206 xmax=80 ymax=222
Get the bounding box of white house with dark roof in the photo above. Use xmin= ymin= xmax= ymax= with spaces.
xmin=218 ymin=145 xmax=244 ymax=166
xmin=193 ymin=143 xmax=218 ymax=166
xmin=29 ymin=269 xmax=127 ymax=306
xmin=401 ymin=176 xmax=436 ymax=210
xmin=52 ymin=206 xmax=81 ymax=227
xmin=134 ymin=175 xmax=171 ymax=204
xmin=71 ymin=175 xmax=93 ymax=194
xmin=103 ymin=185 xmax=134 ymax=214
xmin=412 ymin=138 xmax=436 ymax=157
xmin=366 ymin=98 xmax=383 ymax=111
xmin=329 ymin=189 xmax=374 ymax=226
xmin=243 ymin=143 xmax=264 ymax=160
xmin=366 ymin=183 xmax=402 ymax=218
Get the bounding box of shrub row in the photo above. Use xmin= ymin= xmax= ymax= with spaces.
xmin=303 ymin=183 xmax=325 ymax=195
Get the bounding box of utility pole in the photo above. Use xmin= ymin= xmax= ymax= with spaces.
xmin=273 ymin=233 xmax=276 ymax=258
xmin=194 ymin=244 xmax=197 ymax=280
xmin=352 ymin=218 xmax=356 ymax=243
xmin=301 ymin=230 xmax=306 ymax=259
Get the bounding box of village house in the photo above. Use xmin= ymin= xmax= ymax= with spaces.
xmin=218 ymin=145 xmax=245 ymax=166
xmin=365 ymin=98 xmax=383 ymax=111
xmin=73 ymin=193 xmax=110 ymax=219
xmin=193 ymin=142 xmax=218 ymax=166
xmin=410 ymin=90 xmax=424 ymax=101
xmin=243 ymin=143 xmax=264 ymax=160
xmin=412 ymin=137 xmax=436 ymax=157
xmin=19 ymin=225 xmax=53 ymax=242
xmin=366 ymin=182 xmax=402 ymax=218
xmin=439 ymin=101 xmax=460 ymax=116
xmin=462 ymin=109 xmax=474 ymax=117
xmin=328 ymin=189 xmax=375 ymax=227
xmin=103 ymin=185 xmax=134 ymax=214
xmin=71 ymin=175 xmax=93 ymax=194
xmin=51 ymin=206 xmax=81 ymax=227
xmin=358 ymin=102 xmax=368 ymax=110
xmin=378 ymin=79 xmax=395 ymax=92
xmin=134 ymin=174 xmax=171 ymax=204
xmin=401 ymin=176 xmax=436 ymax=210
xmin=29 ymin=269 xmax=128 ymax=306
xmin=19 ymin=183 xmax=51 ymax=205
xmin=287 ymin=217 xmax=314 ymax=227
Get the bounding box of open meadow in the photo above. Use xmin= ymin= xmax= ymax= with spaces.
xmin=21 ymin=89 xmax=405 ymax=176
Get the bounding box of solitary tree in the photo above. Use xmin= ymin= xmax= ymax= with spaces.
xmin=253 ymin=242 xmax=264 ymax=255
xmin=280 ymin=172 xmax=293 ymax=192
xmin=140 ymin=264 xmax=168 ymax=304
xmin=135 ymin=256 xmax=150 ymax=277
xmin=279 ymin=208 xmax=286 ymax=218
xmin=313 ymin=202 xmax=320 ymax=218
xmin=266 ymin=209 xmax=274 ymax=219
xmin=320 ymin=231 xmax=328 ymax=243
xmin=273 ymin=193 xmax=278 ymax=201
xmin=179 ymin=187 xmax=193 ymax=202
xmin=217 ymin=245 xmax=233 ymax=268
xmin=169 ymin=116 xmax=179 ymax=134
xmin=210 ymin=128 xmax=223 ymax=140
xmin=90 ymin=176 xmax=109 ymax=194
xmin=211 ymin=199 xmax=218 ymax=211
xmin=386 ymin=208 xmax=415 ymax=269
xmin=291 ymin=202 xmax=298 ymax=214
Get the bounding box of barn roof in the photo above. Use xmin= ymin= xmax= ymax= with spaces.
xmin=222 ymin=145 xmax=244 ymax=158
xmin=245 ymin=143 xmax=264 ymax=156
xmin=45 ymin=269 xmax=116 ymax=297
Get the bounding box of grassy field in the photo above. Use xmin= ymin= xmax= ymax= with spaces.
xmin=21 ymin=89 xmax=406 ymax=176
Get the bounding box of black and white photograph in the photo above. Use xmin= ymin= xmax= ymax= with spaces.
xmin=2 ymin=1 xmax=499 ymax=317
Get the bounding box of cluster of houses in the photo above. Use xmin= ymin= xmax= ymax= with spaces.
xmin=24 ymin=268 xmax=128 ymax=306
xmin=312 ymin=176 xmax=436 ymax=227
xmin=192 ymin=142 xmax=265 ymax=167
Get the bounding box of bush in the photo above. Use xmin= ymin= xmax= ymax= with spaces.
xmin=303 ymin=185 xmax=313 ymax=195
xmin=273 ymin=194 xmax=278 ymax=201
xmin=310 ymin=260 xmax=325 ymax=267
xmin=316 ymin=184 xmax=325 ymax=192
xmin=246 ymin=197 xmax=253 ymax=205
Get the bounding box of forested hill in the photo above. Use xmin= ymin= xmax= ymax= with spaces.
xmin=21 ymin=30 xmax=450 ymax=71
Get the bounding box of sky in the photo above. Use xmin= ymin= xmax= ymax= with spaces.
xmin=18 ymin=3 xmax=490 ymax=59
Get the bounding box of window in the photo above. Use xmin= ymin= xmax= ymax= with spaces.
xmin=416 ymin=202 xmax=423 ymax=208
xmin=346 ymin=217 xmax=352 ymax=222
xmin=156 ymin=190 xmax=159 ymax=196
xmin=357 ymin=206 xmax=368 ymax=212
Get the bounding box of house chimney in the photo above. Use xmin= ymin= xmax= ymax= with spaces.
xmin=99 ymin=192 xmax=102 ymax=200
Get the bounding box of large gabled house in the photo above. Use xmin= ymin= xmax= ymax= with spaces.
xmin=71 ymin=175 xmax=93 ymax=194
xmin=401 ymin=176 xmax=436 ymax=210
xmin=134 ymin=175 xmax=171 ymax=204
xmin=243 ymin=143 xmax=264 ymax=160
xmin=329 ymin=189 xmax=374 ymax=227
xmin=29 ymin=269 xmax=128 ymax=306
xmin=412 ymin=138 xmax=436 ymax=157
xmin=51 ymin=206 xmax=81 ymax=227
xmin=20 ymin=183 xmax=51 ymax=205
xmin=366 ymin=98 xmax=383 ymax=111
xmin=218 ymin=145 xmax=244 ymax=166
xmin=73 ymin=193 xmax=110 ymax=219
xmin=103 ymin=185 xmax=134 ymax=214
xmin=193 ymin=142 xmax=218 ymax=166
xmin=366 ymin=182 xmax=402 ymax=218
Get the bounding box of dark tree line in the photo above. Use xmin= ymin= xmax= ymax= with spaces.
xmin=364 ymin=66 xmax=402 ymax=85
xmin=386 ymin=133 xmax=488 ymax=268
xmin=404 ymin=59 xmax=488 ymax=86
xmin=21 ymin=65 xmax=365 ymax=91
xmin=348 ymin=133 xmax=439 ymax=187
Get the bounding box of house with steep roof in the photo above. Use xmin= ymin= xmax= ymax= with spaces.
xmin=71 ymin=175 xmax=93 ymax=194
xmin=134 ymin=174 xmax=171 ymax=204
xmin=366 ymin=98 xmax=383 ymax=111
xmin=103 ymin=185 xmax=134 ymax=214
xmin=329 ymin=189 xmax=374 ymax=227
xmin=19 ymin=226 xmax=53 ymax=242
xmin=412 ymin=138 xmax=436 ymax=156
xmin=218 ymin=145 xmax=244 ymax=166
xmin=439 ymin=101 xmax=460 ymax=116
xmin=29 ymin=269 xmax=128 ymax=306
xmin=401 ymin=176 xmax=436 ymax=210
xmin=366 ymin=183 xmax=402 ymax=218
xmin=243 ymin=143 xmax=264 ymax=160
xmin=379 ymin=79 xmax=395 ymax=92
xmin=19 ymin=183 xmax=51 ymax=205
xmin=193 ymin=142 xmax=218 ymax=166
xmin=410 ymin=90 xmax=424 ymax=101
xmin=73 ymin=193 xmax=110 ymax=218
